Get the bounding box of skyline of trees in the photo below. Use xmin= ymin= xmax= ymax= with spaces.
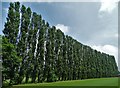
xmin=2 ymin=2 xmax=119 ymax=85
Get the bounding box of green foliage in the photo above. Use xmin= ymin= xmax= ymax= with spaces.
xmin=2 ymin=37 xmax=21 ymax=85
xmin=47 ymin=71 xmax=57 ymax=82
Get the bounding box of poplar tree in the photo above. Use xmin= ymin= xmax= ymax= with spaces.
xmin=37 ymin=18 xmax=46 ymax=82
xmin=43 ymin=22 xmax=50 ymax=82
xmin=62 ymin=34 xmax=68 ymax=80
xmin=31 ymin=12 xmax=40 ymax=83
xmin=24 ymin=7 xmax=32 ymax=83
xmin=17 ymin=5 xmax=32 ymax=84
xmin=55 ymin=29 xmax=64 ymax=81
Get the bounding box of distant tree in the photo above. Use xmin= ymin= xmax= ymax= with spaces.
xmin=62 ymin=34 xmax=68 ymax=80
xmin=55 ymin=29 xmax=64 ymax=81
xmin=49 ymin=26 xmax=57 ymax=82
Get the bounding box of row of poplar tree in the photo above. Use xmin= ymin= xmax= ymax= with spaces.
xmin=2 ymin=2 xmax=118 ymax=85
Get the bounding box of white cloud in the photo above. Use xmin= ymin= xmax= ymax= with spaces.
xmin=99 ymin=0 xmax=118 ymax=13
xmin=114 ymin=33 xmax=118 ymax=38
xmin=91 ymin=44 xmax=118 ymax=66
xmin=56 ymin=24 xmax=69 ymax=34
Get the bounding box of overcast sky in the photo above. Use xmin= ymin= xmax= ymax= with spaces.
xmin=1 ymin=0 xmax=119 ymax=70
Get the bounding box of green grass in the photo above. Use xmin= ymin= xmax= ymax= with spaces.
xmin=12 ymin=77 xmax=119 ymax=87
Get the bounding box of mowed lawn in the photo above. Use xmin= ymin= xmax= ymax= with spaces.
xmin=13 ymin=77 xmax=119 ymax=87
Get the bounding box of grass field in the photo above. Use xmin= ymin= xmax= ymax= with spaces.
xmin=12 ymin=77 xmax=119 ymax=88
